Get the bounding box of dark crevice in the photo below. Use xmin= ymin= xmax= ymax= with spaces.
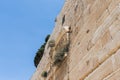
xmin=86 ymin=29 xmax=90 ymax=33
xmin=62 ymin=15 xmax=65 ymax=25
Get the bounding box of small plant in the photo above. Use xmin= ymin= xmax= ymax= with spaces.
xmin=63 ymin=42 xmax=69 ymax=52
xmin=53 ymin=50 xmax=65 ymax=66
xmin=41 ymin=71 xmax=48 ymax=78
xmin=45 ymin=34 xmax=50 ymax=42
xmin=53 ymin=43 xmax=70 ymax=66
xmin=34 ymin=44 xmax=45 ymax=68
xmin=34 ymin=34 xmax=50 ymax=68
xmin=48 ymin=40 xmax=55 ymax=47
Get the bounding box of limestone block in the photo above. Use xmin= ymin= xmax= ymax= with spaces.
xmin=85 ymin=49 xmax=120 ymax=80
xmin=109 ymin=20 xmax=120 ymax=38
xmin=103 ymin=68 xmax=120 ymax=80
xmin=92 ymin=6 xmax=120 ymax=44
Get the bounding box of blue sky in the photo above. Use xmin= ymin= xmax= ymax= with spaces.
xmin=0 ymin=0 xmax=64 ymax=80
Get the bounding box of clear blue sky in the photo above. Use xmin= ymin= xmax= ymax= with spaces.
xmin=0 ymin=0 xmax=64 ymax=80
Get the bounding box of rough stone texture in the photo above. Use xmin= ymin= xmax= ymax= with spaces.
xmin=31 ymin=0 xmax=120 ymax=80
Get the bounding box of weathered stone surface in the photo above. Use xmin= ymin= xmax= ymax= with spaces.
xmin=31 ymin=0 xmax=120 ymax=80
xmin=103 ymin=68 xmax=120 ymax=80
xmin=85 ymin=49 xmax=120 ymax=80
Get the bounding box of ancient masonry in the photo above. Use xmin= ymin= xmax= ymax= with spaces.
xmin=31 ymin=0 xmax=120 ymax=80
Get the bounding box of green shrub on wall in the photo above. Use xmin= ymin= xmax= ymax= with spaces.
xmin=34 ymin=44 xmax=45 ymax=67
xmin=41 ymin=71 xmax=48 ymax=78
xmin=53 ymin=42 xmax=69 ymax=66
xmin=53 ymin=50 xmax=65 ymax=66
xmin=45 ymin=34 xmax=50 ymax=43
xmin=34 ymin=34 xmax=50 ymax=68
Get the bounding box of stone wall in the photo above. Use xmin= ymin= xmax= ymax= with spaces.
xmin=31 ymin=0 xmax=120 ymax=80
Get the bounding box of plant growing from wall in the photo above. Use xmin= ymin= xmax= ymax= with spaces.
xmin=41 ymin=71 xmax=48 ymax=78
xmin=45 ymin=34 xmax=50 ymax=43
xmin=34 ymin=34 xmax=50 ymax=68
xmin=48 ymin=40 xmax=55 ymax=47
xmin=53 ymin=43 xmax=69 ymax=66
xmin=63 ymin=42 xmax=69 ymax=52
xmin=34 ymin=43 xmax=46 ymax=67
xmin=53 ymin=50 xmax=65 ymax=66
